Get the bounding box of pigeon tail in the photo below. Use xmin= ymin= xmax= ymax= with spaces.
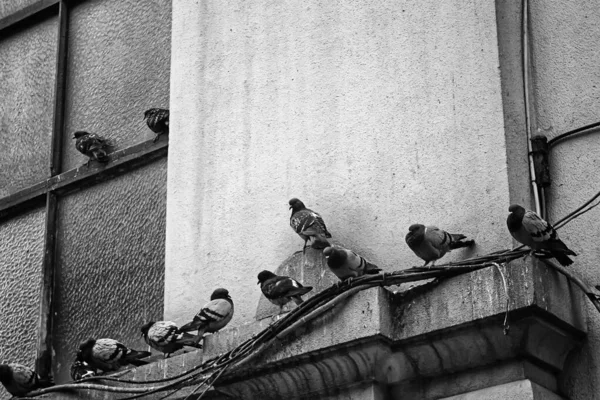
xmin=449 ymin=238 xmax=474 ymax=250
xmin=287 ymin=286 xmax=313 ymax=297
xmin=364 ymin=262 xmax=382 ymax=274
xmin=179 ymin=319 xmax=205 ymax=333
xmin=125 ymin=349 xmax=151 ymax=361
xmin=552 ymin=252 xmax=574 ymax=266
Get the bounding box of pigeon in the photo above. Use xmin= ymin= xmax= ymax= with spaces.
xmin=507 ymin=204 xmax=576 ymax=266
xmin=323 ymin=246 xmax=382 ymax=281
xmin=73 ymin=131 xmax=111 ymax=166
xmin=257 ymin=270 xmax=313 ymax=309
xmin=289 ymin=198 xmax=332 ymax=252
xmin=143 ymin=108 xmax=169 ymax=142
xmin=405 ymin=224 xmax=475 ymax=267
xmin=70 ymin=360 xmax=97 ymax=381
xmin=0 ymin=363 xmax=52 ymax=397
xmin=179 ymin=288 xmax=234 ymax=343
xmin=140 ymin=321 xmax=201 ymax=358
xmin=76 ymin=338 xmax=151 ymax=373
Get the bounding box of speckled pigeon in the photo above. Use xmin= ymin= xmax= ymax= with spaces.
xmin=178 ymin=288 xmax=234 ymax=343
xmin=257 ymin=270 xmax=313 ymax=309
xmin=323 ymin=246 xmax=381 ymax=281
xmin=507 ymin=204 xmax=576 ymax=266
xmin=0 ymin=363 xmax=52 ymax=397
xmin=143 ymin=108 xmax=169 ymax=142
xmin=73 ymin=131 xmax=111 ymax=166
xmin=77 ymin=338 xmax=151 ymax=373
xmin=140 ymin=321 xmax=201 ymax=358
xmin=405 ymin=224 xmax=474 ymax=267
xmin=289 ymin=198 xmax=332 ymax=252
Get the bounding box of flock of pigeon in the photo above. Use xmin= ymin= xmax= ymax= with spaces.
xmin=0 ymin=111 xmax=578 ymax=397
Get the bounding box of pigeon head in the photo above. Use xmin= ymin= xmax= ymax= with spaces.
xmin=140 ymin=321 xmax=155 ymax=336
xmin=288 ymin=198 xmax=306 ymax=212
xmin=210 ymin=288 xmax=231 ymax=300
xmin=143 ymin=108 xmax=158 ymax=120
xmin=0 ymin=364 xmax=11 ymax=383
xmin=257 ymin=270 xmax=276 ymax=284
xmin=323 ymin=246 xmax=346 ymax=268
xmin=405 ymin=224 xmax=425 ymax=246
xmin=73 ymin=131 xmax=90 ymax=139
xmin=508 ymin=204 xmax=525 ymax=214
xmin=77 ymin=338 xmax=96 ymax=357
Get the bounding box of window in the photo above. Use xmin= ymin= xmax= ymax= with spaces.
xmin=0 ymin=0 xmax=171 ymax=385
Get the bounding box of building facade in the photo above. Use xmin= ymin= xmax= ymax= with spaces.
xmin=1 ymin=0 xmax=599 ymax=399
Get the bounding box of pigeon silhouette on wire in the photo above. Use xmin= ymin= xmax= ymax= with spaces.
xmin=0 ymin=363 xmax=52 ymax=397
xmin=257 ymin=270 xmax=313 ymax=311
xmin=405 ymin=224 xmax=474 ymax=267
xmin=144 ymin=108 xmax=169 ymax=142
xmin=76 ymin=338 xmax=151 ymax=373
xmin=179 ymin=288 xmax=234 ymax=344
xmin=289 ymin=198 xmax=332 ymax=252
xmin=73 ymin=131 xmax=111 ymax=167
xmin=140 ymin=321 xmax=201 ymax=358
xmin=507 ymin=204 xmax=576 ymax=266
xmin=323 ymin=246 xmax=381 ymax=282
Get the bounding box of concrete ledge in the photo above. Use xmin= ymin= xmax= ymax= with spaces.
xmin=35 ymin=260 xmax=585 ymax=399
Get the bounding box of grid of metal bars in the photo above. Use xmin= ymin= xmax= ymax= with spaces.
xmin=0 ymin=0 xmax=168 ymax=379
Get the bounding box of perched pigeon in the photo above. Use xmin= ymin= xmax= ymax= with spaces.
xmin=507 ymin=204 xmax=576 ymax=266
xmin=73 ymin=131 xmax=111 ymax=166
xmin=405 ymin=224 xmax=474 ymax=267
xmin=289 ymin=198 xmax=332 ymax=252
xmin=323 ymin=246 xmax=381 ymax=281
xmin=257 ymin=270 xmax=313 ymax=309
xmin=77 ymin=338 xmax=151 ymax=373
xmin=140 ymin=321 xmax=201 ymax=358
xmin=144 ymin=108 xmax=169 ymax=142
xmin=70 ymin=360 xmax=97 ymax=381
xmin=179 ymin=288 xmax=234 ymax=343
xmin=0 ymin=363 xmax=52 ymax=397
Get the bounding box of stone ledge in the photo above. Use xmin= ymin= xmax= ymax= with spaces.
xmin=36 ymin=259 xmax=586 ymax=399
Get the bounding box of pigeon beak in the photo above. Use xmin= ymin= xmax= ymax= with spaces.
xmin=257 ymin=280 xmax=260 ymax=285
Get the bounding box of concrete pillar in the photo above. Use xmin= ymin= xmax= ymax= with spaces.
xmin=166 ymin=0 xmax=522 ymax=328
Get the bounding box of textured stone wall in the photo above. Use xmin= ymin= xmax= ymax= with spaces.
xmin=166 ymin=0 xmax=517 ymax=327
xmin=528 ymin=1 xmax=600 ymax=399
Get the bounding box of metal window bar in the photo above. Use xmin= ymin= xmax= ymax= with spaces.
xmin=0 ymin=0 xmax=169 ymax=380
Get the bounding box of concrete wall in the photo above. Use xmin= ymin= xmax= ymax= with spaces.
xmin=166 ymin=0 xmax=517 ymax=327
xmin=528 ymin=1 xmax=600 ymax=399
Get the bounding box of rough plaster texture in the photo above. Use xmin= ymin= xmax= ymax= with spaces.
xmin=53 ymin=159 xmax=167 ymax=383
xmin=166 ymin=0 xmax=514 ymax=328
xmin=526 ymin=2 xmax=600 ymax=399
xmin=0 ymin=208 xmax=45 ymax=400
xmin=0 ymin=0 xmax=40 ymax=20
xmin=0 ymin=16 xmax=56 ymax=197
xmin=62 ymin=0 xmax=171 ymax=171
xmin=443 ymin=379 xmax=565 ymax=400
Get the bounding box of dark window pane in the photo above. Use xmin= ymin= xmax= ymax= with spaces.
xmin=0 ymin=208 xmax=45 ymax=380
xmin=0 ymin=17 xmax=56 ymax=196
xmin=53 ymin=159 xmax=167 ymax=382
xmin=62 ymin=0 xmax=171 ymax=170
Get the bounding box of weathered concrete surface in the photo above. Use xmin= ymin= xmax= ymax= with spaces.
xmin=166 ymin=0 xmax=516 ymax=332
xmin=442 ymin=379 xmax=565 ymax=400
xmin=526 ymin=2 xmax=600 ymax=400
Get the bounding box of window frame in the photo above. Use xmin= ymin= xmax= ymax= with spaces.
xmin=0 ymin=0 xmax=169 ymax=379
